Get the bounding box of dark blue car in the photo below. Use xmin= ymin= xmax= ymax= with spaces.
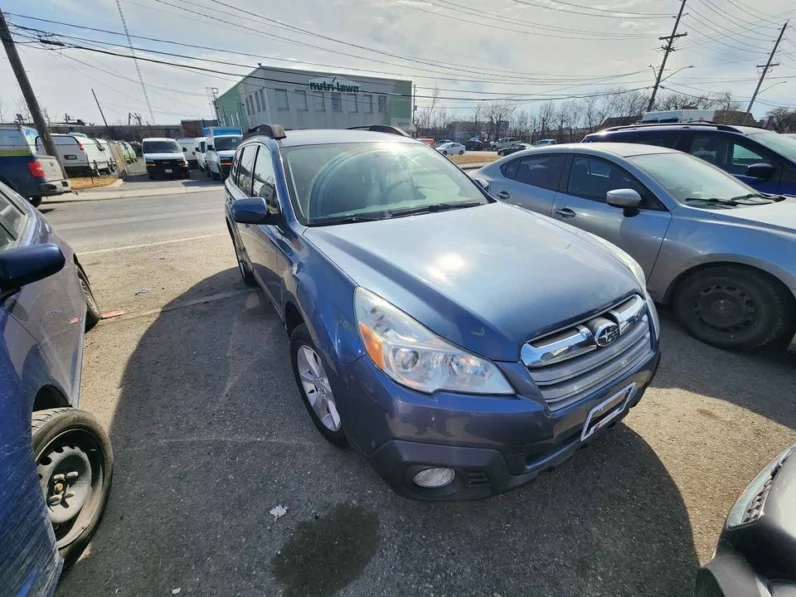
xmin=225 ymin=126 xmax=661 ymax=500
xmin=583 ymin=123 xmax=796 ymax=196
xmin=0 ymin=182 xmax=112 ymax=596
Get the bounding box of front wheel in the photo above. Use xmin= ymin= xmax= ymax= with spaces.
xmin=29 ymin=196 xmax=43 ymax=208
xmin=33 ymin=408 xmax=113 ymax=565
xmin=442 ymin=150 xmax=448 ymax=156
xmin=458 ymin=150 xmax=464 ymax=155
xmin=77 ymin=265 xmax=101 ymax=331
xmin=290 ymin=324 xmax=347 ymax=447
xmin=673 ymin=266 xmax=795 ymax=351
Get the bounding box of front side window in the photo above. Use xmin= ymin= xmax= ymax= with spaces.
xmin=214 ymin=136 xmax=242 ymax=152
xmin=747 ymin=131 xmax=796 ymax=163
xmin=378 ymin=95 xmax=387 ymax=113
xmin=331 ymin=92 xmax=342 ymax=112
xmin=0 ymin=186 xmax=27 ymax=250
xmin=251 ymin=147 xmax=279 ymax=214
xmin=567 ymin=156 xmax=646 ymax=202
xmin=514 ymin=155 xmax=565 ymax=191
xmin=282 ymin=142 xmax=489 ymax=225
xmin=295 ymin=90 xmax=308 ymax=111
xmin=363 ymin=94 xmax=373 ymax=113
xmin=348 ymin=94 xmax=358 ymax=113
xmin=142 ymin=140 xmax=181 ymax=153
xmin=690 ymin=134 xmax=774 ymax=175
xmin=235 ymin=145 xmax=256 ymax=195
xmin=275 ymin=89 xmax=289 ymax=110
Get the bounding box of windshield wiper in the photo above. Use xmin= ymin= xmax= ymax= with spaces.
xmin=730 ymin=193 xmax=776 ymax=203
xmin=684 ymin=197 xmax=740 ymax=206
xmin=310 ymin=215 xmax=384 ymax=226
xmin=388 ymin=201 xmax=485 ymax=218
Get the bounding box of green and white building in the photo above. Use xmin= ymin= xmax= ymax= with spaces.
xmin=214 ymin=66 xmax=413 ymax=132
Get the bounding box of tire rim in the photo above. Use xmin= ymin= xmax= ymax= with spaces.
xmin=37 ymin=429 xmax=105 ymax=548
xmin=297 ymin=345 xmax=341 ymax=432
xmin=694 ymin=284 xmax=758 ymax=333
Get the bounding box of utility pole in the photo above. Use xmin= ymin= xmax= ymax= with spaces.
xmin=0 ymin=8 xmax=66 ymax=176
xmin=745 ymin=21 xmax=788 ymax=122
xmin=648 ymin=0 xmax=688 ymax=112
xmin=92 ymin=89 xmax=109 ymax=132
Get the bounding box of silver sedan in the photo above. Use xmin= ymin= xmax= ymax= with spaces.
xmin=474 ymin=143 xmax=796 ymax=351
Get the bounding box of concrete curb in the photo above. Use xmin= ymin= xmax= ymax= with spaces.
xmin=47 ymin=185 xmax=221 ymax=203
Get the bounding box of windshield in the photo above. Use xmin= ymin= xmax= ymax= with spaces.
xmin=142 ymin=140 xmax=181 ymax=154
xmin=214 ymin=136 xmax=242 ymax=151
xmin=746 ymin=131 xmax=796 ymax=163
xmin=629 ymin=152 xmax=758 ymax=205
xmin=282 ymin=142 xmax=489 ymax=225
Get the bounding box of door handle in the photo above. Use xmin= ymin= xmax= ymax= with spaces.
xmin=497 ymin=191 xmax=511 ymax=200
xmin=554 ymin=207 xmax=576 ymax=219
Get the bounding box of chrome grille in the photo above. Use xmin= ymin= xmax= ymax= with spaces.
xmin=522 ymin=295 xmax=653 ymax=410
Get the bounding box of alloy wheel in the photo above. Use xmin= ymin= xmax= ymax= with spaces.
xmin=296 ymin=345 xmax=341 ymax=432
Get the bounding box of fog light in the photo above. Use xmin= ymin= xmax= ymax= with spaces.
xmin=412 ymin=467 xmax=455 ymax=488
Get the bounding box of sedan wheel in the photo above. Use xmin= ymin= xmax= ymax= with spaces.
xmin=458 ymin=150 xmax=464 ymax=155
xmin=290 ymin=324 xmax=347 ymax=446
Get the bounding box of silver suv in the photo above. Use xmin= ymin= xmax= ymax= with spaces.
xmin=475 ymin=143 xmax=796 ymax=351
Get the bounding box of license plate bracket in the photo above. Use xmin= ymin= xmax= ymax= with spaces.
xmin=581 ymin=383 xmax=635 ymax=441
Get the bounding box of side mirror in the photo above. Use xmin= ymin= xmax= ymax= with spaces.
xmin=207 ymin=144 xmax=215 ymax=151
xmin=606 ymin=188 xmax=642 ymax=208
xmin=472 ymin=177 xmax=489 ymax=190
xmin=0 ymin=244 xmax=65 ymax=292
xmin=745 ymin=162 xmax=776 ymax=180
xmin=231 ymin=198 xmax=277 ymax=225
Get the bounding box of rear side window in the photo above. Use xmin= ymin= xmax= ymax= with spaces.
xmin=500 ymin=159 xmax=520 ymax=180
xmin=514 ymin=155 xmax=565 ymax=191
xmin=0 ymin=187 xmax=27 ymax=250
xmin=251 ymin=147 xmax=279 ymax=214
xmin=235 ymin=145 xmax=256 ymax=195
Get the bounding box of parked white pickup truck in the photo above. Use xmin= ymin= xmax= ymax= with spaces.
xmin=489 ymin=137 xmax=517 ymax=151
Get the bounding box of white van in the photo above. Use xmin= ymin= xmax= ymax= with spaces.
xmin=194 ymin=137 xmax=207 ymax=171
xmin=96 ymin=139 xmax=117 ymax=173
xmin=176 ymin=137 xmax=200 ymax=169
xmin=40 ymin=134 xmax=111 ymax=176
xmin=205 ymin=134 xmax=242 ymax=180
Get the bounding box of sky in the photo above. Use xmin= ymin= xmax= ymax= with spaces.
xmin=1 ymin=0 xmax=795 ymax=125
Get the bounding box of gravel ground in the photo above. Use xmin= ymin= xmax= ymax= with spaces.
xmin=46 ymin=195 xmax=796 ymax=597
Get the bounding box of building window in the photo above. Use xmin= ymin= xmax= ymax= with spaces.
xmin=363 ymin=94 xmax=373 ymax=113
xmin=244 ymin=97 xmax=251 ymax=116
xmin=295 ymin=90 xmax=308 ymax=111
xmin=378 ymin=95 xmax=387 ymax=113
xmin=275 ymin=89 xmax=289 ymax=111
xmin=254 ymin=92 xmax=262 ymax=113
xmin=314 ymin=91 xmax=325 ymax=112
xmin=348 ymin=94 xmax=358 ymax=113
xmin=331 ymin=92 xmax=342 ymax=112
xmin=258 ymin=89 xmax=266 ymax=114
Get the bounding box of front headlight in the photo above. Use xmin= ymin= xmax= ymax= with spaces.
xmin=354 ymin=288 xmax=514 ymax=395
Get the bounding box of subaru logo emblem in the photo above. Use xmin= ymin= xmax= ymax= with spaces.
xmin=594 ymin=322 xmax=620 ymax=347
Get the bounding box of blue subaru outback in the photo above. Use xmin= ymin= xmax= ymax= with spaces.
xmin=224 ymin=125 xmax=661 ymax=500
xmin=583 ymin=123 xmax=796 ymax=196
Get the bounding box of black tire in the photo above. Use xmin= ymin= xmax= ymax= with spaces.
xmin=32 ymin=407 xmax=113 ymax=566
xmin=458 ymin=150 xmax=464 ymax=155
xmin=442 ymin=150 xmax=448 ymax=156
xmin=229 ymin=225 xmax=257 ymax=287
xmin=77 ymin=265 xmax=101 ymax=331
xmin=289 ymin=324 xmax=348 ymax=447
xmin=672 ymin=265 xmax=795 ymax=351
xmin=29 ymin=196 xmax=43 ymax=208
xmin=148 ymin=174 xmax=155 ymax=180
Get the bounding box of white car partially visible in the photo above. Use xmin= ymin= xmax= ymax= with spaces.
xmin=436 ymin=142 xmax=465 ymax=156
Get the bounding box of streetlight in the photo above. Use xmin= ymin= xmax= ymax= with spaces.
xmin=758 ymin=80 xmax=787 ymax=96
xmin=660 ymin=65 xmax=694 ymax=84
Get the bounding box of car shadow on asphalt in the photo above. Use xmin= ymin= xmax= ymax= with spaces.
xmin=654 ymin=308 xmax=796 ymax=430
xmin=58 ymin=271 xmax=699 ymax=597
xmin=123 ymin=174 xmax=222 ymax=189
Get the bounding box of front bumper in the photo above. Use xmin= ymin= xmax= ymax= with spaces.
xmin=146 ymin=160 xmax=189 ymax=176
xmin=220 ymin=162 xmax=232 ymax=177
xmin=335 ymin=346 xmax=660 ymax=500
xmin=35 ymin=179 xmax=71 ymax=197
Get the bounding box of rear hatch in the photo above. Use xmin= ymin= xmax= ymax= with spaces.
xmin=34 ymin=155 xmax=65 ymax=182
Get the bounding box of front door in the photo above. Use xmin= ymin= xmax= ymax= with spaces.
xmin=551 ymin=155 xmax=672 ymax=278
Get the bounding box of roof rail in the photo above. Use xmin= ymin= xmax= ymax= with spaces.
xmin=244 ymin=124 xmax=286 ymax=140
xmin=346 ymin=124 xmax=411 ymax=137
xmin=600 ymin=121 xmax=742 ymax=133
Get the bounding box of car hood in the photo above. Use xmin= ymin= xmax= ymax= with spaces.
xmin=708 ymin=197 xmax=796 ymax=234
xmin=144 ymin=153 xmax=184 ymax=160
xmin=304 ymin=202 xmax=641 ymax=361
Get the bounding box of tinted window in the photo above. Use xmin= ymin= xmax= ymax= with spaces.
xmin=690 ymin=134 xmax=773 ymax=175
xmin=514 ymin=155 xmax=565 ymax=191
xmin=567 ymin=156 xmax=646 ymax=202
xmin=500 ymin=159 xmax=520 ymax=180
xmin=629 ymin=132 xmax=681 ymax=149
xmin=142 ymin=140 xmax=181 ymax=153
xmin=235 ymin=145 xmax=256 ymax=195
xmin=0 ymin=186 xmax=27 ymax=249
xmin=214 ymin=136 xmax=241 ymax=151
xmin=252 ymin=147 xmax=279 ymax=215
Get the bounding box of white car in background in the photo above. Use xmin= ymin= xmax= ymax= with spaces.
xmin=39 ymin=134 xmax=111 ymax=176
xmin=176 ymin=137 xmax=200 ymax=169
xmin=96 ymin=139 xmax=117 ymax=173
xmin=194 ymin=137 xmax=208 ymax=171
xmin=436 ymin=142 xmax=465 ymax=156
xmin=205 ymin=134 xmax=242 ymax=180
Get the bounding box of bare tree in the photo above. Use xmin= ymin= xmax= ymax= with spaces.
xmin=766 ymin=107 xmax=796 ymax=132
xmin=579 ymin=95 xmax=601 ymax=133
xmin=415 ymin=86 xmax=440 ymax=133
xmin=512 ymin=109 xmax=530 ymax=138
xmin=486 ymin=100 xmax=516 ymax=140
xmin=14 ymin=95 xmax=30 ymax=123
xmin=471 ymin=102 xmax=485 ymax=138
xmin=536 ymin=101 xmax=555 ymax=138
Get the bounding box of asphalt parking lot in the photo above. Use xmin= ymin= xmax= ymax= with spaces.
xmin=46 ymin=190 xmax=795 ymax=597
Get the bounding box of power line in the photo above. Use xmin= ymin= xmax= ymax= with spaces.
xmin=114 ymin=0 xmax=154 ymax=123
xmin=508 ymin=0 xmax=672 ymax=18
xmin=648 ymin=0 xmax=688 ymax=111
